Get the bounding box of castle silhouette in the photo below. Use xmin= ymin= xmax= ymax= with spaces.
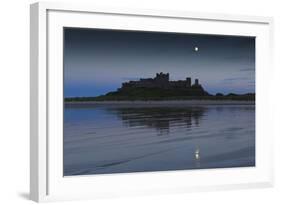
xmin=121 ymin=72 xmax=201 ymax=89
xmin=118 ymin=72 xmax=208 ymax=96
xmin=64 ymin=72 xmax=255 ymax=101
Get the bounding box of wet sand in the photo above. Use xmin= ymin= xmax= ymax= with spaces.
xmin=64 ymin=103 xmax=255 ymax=175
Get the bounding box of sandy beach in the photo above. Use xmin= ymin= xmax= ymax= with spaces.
xmin=64 ymin=100 xmax=255 ymax=175
xmin=65 ymin=100 xmax=255 ymax=108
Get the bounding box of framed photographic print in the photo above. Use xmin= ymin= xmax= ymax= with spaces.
xmin=30 ymin=2 xmax=274 ymax=202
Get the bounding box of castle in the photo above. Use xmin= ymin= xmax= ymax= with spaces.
xmin=120 ymin=72 xmax=202 ymax=90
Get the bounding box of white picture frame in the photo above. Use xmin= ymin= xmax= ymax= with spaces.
xmin=30 ymin=2 xmax=274 ymax=202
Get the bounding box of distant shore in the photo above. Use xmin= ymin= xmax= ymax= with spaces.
xmin=65 ymin=100 xmax=255 ymax=107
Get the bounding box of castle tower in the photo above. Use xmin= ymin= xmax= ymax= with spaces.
xmin=166 ymin=73 xmax=169 ymax=81
xmin=186 ymin=77 xmax=191 ymax=87
xmin=155 ymin=72 xmax=169 ymax=82
xmin=195 ymin=79 xmax=199 ymax=86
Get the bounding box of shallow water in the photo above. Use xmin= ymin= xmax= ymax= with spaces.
xmin=63 ymin=104 xmax=255 ymax=176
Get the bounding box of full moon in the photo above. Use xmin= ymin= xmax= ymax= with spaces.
xmin=194 ymin=46 xmax=199 ymax=52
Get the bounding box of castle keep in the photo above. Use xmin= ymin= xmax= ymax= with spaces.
xmin=121 ymin=72 xmax=201 ymax=90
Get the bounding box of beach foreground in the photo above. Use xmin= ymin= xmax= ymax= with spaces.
xmin=64 ymin=103 xmax=255 ymax=176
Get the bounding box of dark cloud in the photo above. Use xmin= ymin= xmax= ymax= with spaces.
xmin=223 ymin=77 xmax=250 ymax=81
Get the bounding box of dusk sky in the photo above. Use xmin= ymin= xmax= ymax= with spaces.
xmin=64 ymin=28 xmax=255 ymax=97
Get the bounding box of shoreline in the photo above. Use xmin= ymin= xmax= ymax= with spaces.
xmin=65 ymin=100 xmax=255 ymax=106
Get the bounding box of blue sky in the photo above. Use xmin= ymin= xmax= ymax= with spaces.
xmin=64 ymin=28 xmax=255 ymax=97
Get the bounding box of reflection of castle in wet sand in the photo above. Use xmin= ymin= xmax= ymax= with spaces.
xmin=109 ymin=106 xmax=206 ymax=135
